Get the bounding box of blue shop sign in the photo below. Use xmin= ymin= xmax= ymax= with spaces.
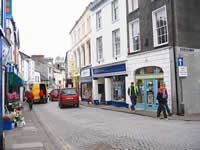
xmin=6 ymin=0 xmax=13 ymax=19
xmin=93 ymin=64 xmax=126 ymax=75
xmin=81 ymin=66 xmax=92 ymax=83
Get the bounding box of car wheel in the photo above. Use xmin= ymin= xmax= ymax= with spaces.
xmin=76 ymin=104 xmax=79 ymax=108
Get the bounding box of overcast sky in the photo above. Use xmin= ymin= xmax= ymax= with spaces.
xmin=12 ymin=0 xmax=93 ymax=59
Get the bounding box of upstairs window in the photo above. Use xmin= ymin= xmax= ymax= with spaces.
xmin=112 ymin=29 xmax=120 ymax=57
xmin=129 ymin=0 xmax=138 ymax=13
xmin=152 ymin=6 xmax=168 ymax=47
xmin=96 ymin=10 xmax=102 ymax=30
xmin=112 ymin=0 xmax=119 ymax=22
xmin=129 ymin=19 xmax=140 ymax=53
xmin=96 ymin=37 xmax=103 ymax=61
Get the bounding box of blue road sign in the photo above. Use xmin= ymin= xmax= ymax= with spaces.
xmin=178 ymin=57 xmax=183 ymax=66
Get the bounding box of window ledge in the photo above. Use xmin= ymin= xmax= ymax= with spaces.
xmin=112 ymin=19 xmax=120 ymax=24
xmin=128 ymin=50 xmax=141 ymax=55
xmin=96 ymin=27 xmax=102 ymax=32
xmin=129 ymin=8 xmax=139 ymax=14
xmin=154 ymin=42 xmax=168 ymax=48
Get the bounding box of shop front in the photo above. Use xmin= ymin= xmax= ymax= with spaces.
xmin=92 ymin=63 xmax=127 ymax=107
xmin=5 ymin=64 xmax=24 ymax=112
xmin=135 ymin=66 xmax=164 ymax=111
xmin=80 ymin=66 xmax=92 ymax=102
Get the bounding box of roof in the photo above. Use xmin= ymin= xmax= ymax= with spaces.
xmin=69 ymin=2 xmax=93 ymax=34
xmin=90 ymin=0 xmax=108 ymax=11
xmin=19 ymin=51 xmax=31 ymax=58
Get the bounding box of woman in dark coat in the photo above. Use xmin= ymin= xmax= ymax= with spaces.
xmin=157 ymin=85 xmax=168 ymax=119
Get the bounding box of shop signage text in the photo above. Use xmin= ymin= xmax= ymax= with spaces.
xmin=81 ymin=68 xmax=90 ymax=77
xmin=93 ymin=64 xmax=126 ymax=75
xmin=179 ymin=66 xmax=188 ymax=77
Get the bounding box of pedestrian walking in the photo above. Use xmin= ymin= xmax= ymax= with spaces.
xmin=128 ymin=82 xmax=137 ymax=112
xmin=39 ymin=90 xmax=44 ymax=103
xmin=86 ymin=88 xmax=92 ymax=104
xmin=157 ymin=83 xmax=168 ymax=120
xmin=157 ymin=83 xmax=172 ymax=116
xmin=27 ymin=90 xmax=34 ymax=111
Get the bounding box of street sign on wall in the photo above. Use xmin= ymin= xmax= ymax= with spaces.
xmin=178 ymin=57 xmax=183 ymax=66
xmin=179 ymin=66 xmax=188 ymax=77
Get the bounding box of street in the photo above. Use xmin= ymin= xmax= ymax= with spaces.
xmin=32 ymin=102 xmax=200 ymax=150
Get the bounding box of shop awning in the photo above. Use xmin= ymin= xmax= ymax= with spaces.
xmin=8 ymin=72 xmax=24 ymax=87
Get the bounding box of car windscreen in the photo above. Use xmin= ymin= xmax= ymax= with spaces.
xmin=54 ymin=89 xmax=59 ymax=94
xmin=62 ymin=89 xmax=77 ymax=95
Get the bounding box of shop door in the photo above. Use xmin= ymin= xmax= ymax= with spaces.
xmin=144 ymin=79 xmax=158 ymax=110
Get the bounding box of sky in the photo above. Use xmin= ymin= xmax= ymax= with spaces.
xmin=12 ymin=0 xmax=93 ymax=59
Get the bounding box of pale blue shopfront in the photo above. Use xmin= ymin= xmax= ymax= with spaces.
xmin=135 ymin=67 xmax=164 ymax=111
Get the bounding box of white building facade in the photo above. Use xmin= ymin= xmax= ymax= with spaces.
xmin=90 ymin=0 xmax=128 ymax=105
xmin=69 ymin=2 xmax=93 ymax=100
xmin=28 ymin=59 xmax=35 ymax=84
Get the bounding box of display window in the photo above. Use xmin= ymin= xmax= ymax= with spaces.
xmin=112 ymin=76 xmax=125 ymax=101
xmin=82 ymin=83 xmax=92 ymax=99
xmin=136 ymin=79 xmax=144 ymax=103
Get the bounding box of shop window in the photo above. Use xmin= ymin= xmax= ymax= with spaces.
xmin=146 ymin=80 xmax=154 ymax=104
xmin=144 ymin=67 xmax=154 ymax=74
xmin=136 ymin=68 xmax=144 ymax=75
xmin=82 ymin=83 xmax=92 ymax=99
xmin=136 ymin=79 xmax=144 ymax=103
xmin=112 ymin=76 xmax=125 ymax=101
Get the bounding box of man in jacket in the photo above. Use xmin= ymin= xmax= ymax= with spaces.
xmin=128 ymin=82 xmax=137 ymax=111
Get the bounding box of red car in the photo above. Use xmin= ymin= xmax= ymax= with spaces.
xmin=58 ymin=88 xmax=79 ymax=108
xmin=50 ymin=89 xmax=60 ymax=101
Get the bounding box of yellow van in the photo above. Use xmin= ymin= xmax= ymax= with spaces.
xmin=31 ymin=83 xmax=48 ymax=103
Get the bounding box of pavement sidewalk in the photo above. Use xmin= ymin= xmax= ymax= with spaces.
xmin=4 ymin=102 xmax=62 ymax=150
xmin=81 ymin=101 xmax=200 ymax=121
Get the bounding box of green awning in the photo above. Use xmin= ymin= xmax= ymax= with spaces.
xmin=8 ymin=72 xmax=24 ymax=87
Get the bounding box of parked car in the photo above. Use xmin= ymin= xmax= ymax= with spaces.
xmin=50 ymin=89 xmax=60 ymax=101
xmin=58 ymin=88 xmax=79 ymax=108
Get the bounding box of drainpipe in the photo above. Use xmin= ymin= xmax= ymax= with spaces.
xmin=171 ymin=0 xmax=181 ymax=115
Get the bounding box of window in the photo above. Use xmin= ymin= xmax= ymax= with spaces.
xmin=129 ymin=0 xmax=138 ymax=13
xmin=112 ymin=0 xmax=119 ymax=22
xmin=78 ymin=28 xmax=80 ymax=41
xmin=152 ymin=6 xmax=168 ymax=47
xmin=112 ymin=29 xmax=120 ymax=57
xmin=96 ymin=10 xmax=102 ymax=30
xmin=96 ymin=37 xmax=103 ymax=61
xmin=82 ymin=23 xmax=85 ymax=36
xmin=87 ymin=17 xmax=91 ymax=32
xmin=129 ymin=19 xmax=140 ymax=52
xmin=62 ymin=89 xmax=77 ymax=95
xmin=49 ymin=67 xmax=51 ymax=74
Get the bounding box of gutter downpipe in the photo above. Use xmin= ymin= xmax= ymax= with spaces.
xmin=171 ymin=0 xmax=180 ymax=115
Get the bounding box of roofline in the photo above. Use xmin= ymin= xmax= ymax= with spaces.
xmin=90 ymin=0 xmax=109 ymax=11
xmin=69 ymin=2 xmax=93 ymax=34
xmin=19 ymin=51 xmax=31 ymax=58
